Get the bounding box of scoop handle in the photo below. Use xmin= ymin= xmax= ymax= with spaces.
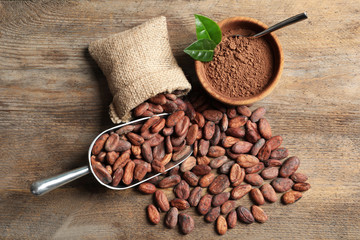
xmin=30 ymin=166 xmax=90 ymax=196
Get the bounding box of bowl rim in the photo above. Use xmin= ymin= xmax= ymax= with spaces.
xmin=195 ymin=16 xmax=284 ymax=105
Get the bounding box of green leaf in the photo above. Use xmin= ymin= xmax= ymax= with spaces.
xmin=184 ymin=39 xmax=217 ymax=62
xmin=194 ymin=14 xmax=222 ymax=44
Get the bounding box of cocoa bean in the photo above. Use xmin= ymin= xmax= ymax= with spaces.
xmin=194 ymin=112 xmax=205 ymax=128
xmin=216 ymin=215 xmax=228 ymax=235
xmin=237 ymin=206 xmax=254 ymax=224
xmin=210 ymin=125 xmax=221 ymax=146
xmin=250 ymin=188 xmax=265 ymax=205
xmin=245 ymin=121 xmax=261 ymax=143
xmin=282 ymin=191 xmax=302 ymax=204
xmin=148 ymin=103 xmax=163 ymax=113
xmin=198 ymin=194 xmax=213 ymax=215
xmin=92 ymin=133 xmax=109 ymax=155
xmin=251 ymin=138 xmax=266 ymax=156
xmin=113 ymin=151 xmax=130 ymax=171
xmin=227 ymin=107 xmax=237 ymax=118
xmin=172 ymin=145 xmax=191 ymax=161
xmin=131 ymin=145 xmax=142 ymax=158
xmin=188 ymin=186 xmax=202 ymax=207
xmin=220 ymin=114 xmax=228 ymax=132
xmin=212 ymin=192 xmax=230 ymax=207
xmin=112 ymin=167 xmax=124 ymax=187
xmin=205 ymin=206 xmax=220 ymax=222
xmin=171 ymin=134 xmax=186 ymax=147
xmin=263 ymin=159 xmax=283 ymax=167
xmin=229 ymin=116 xmax=248 ymax=128
xmin=106 ymin=151 xmax=119 ymax=165
xmin=158 ymin=175 xmax=181 ymax=188
xmin=149 ymin=94 xmax=167 ymax=105
xmin=260 ymin=183 xmax=277 ymax=203
xmin=182 ymin=171 xmax=199 ymax=186
xmin=151 ymin=159 xmax=165 ymax=173
xmin=270 ymin=147 xmax=289 ymax=160
xmin=165 ymin=136 xmax=173 ymax=153
xmin=168 ymin=165 xmax=179 ymax=176
xmin=174 ymin=180 xmax=190 ymax=199
xmin=185 ymin=101 xmax=196 ymax=120
xmin=258 ymin=118 xmax=272 ymax=139
xmin=236 ymin=154 xmax=259 ymax=168
xmin=141 ymin=116 xmax=161 ymax=133
xmin=134 ymin=102 xmax=149 ymax=117
xmin=231 ymin=184 xmax=252 ymax=200
xmin=221 ymin=200 xmax=236 ymax=215
xmin=165 ymin=93 xmax=177 ymax=101
xmin=197 ymin=156 xmax=210 ymax=165
xmin=226 ymin=149 xmax=241 ymax=160
xmin=226 ymin=127 xmax=245 ymax=138
xmin=138 ymin=182 xmax=156 ymax=194
xmin=178 ymin=213 xmax=194 ymax=235
xmin=258 ymin=143 xmax=271 ymax=161
xmin=133 ymin=162 xmax=148 ymax=181
xmin=192 ymin=164 xmax=211 ymax=176
xmin=104 ymin=133 xmax=120 ymax=152
xmin=207 ymin=146 xmax=225 ymax=158
xmin=229 ymin=163 xmax=242 ymax=183
xmin=202 ymin=109 xmax=223 ymax=122
xmin=153 ymin=141 xmax=165 ymax=160
xmin=96 ymin=151 xmax=106 ymax=162
xmin=141 ymin=129 xmax=157 ymax=140
xmin=209 ymin=175 xmax=230 ymax=195
xmin=261 ymin=167 xmax=279 ymax=180
xmin=141 ymin=110 xmax=154 ymax=117
xmin=267 ymin=136 xmax=283 ymax=150
xmin=165 ymin=207 xmax=178 ymax=229
xmin=170 ymin=198 xmax=190 ymax=210
xmin=250 ymin=107 xmax=266 ymax=122
xmin=162 ymin=101 xmax=178 ymax=113
xmin=186 ymin=124 xmax=198 ymax=145
xmin=122 ymin=161 xmax=135 ymax=185
xmin=141 ymin=142 xmax=153 ymax=163
xmin=203 ymin=121 xmax=215 ymax=140
xmin=219 ymin=160 xmax=235 ymax=174
xmin=155 ymin=190 xmax=170 ymax=212
xmin=199 ymin=172 xmax=216 ymax=188
xmin=175 ymin=98 xmax=187 ymax=111
xmin=210 ymin=156 xmax=229 ymax=169
xmin=251 ymin=205 xmax=268 ymax=223
xmin=198 ymin=139 xmax=210 ymax=156
xmin=175 ymin=116 xmax=190 ymax=136
xmin=245 ymin=162 xmax=264 ymax=174
xmin=271 ymin=178 xmax=294 ymax=192
xmin=180 ymin=156 xmax=196 ymax=172
xmin=147 ymin=204 xmax=160 ymax=224
xmin=226 ymin=210 xmax=237 ymax=229
xmin=236 ymin=105 xmax=252 ymax=117
xmin=231 ymin=167 xmax=245 ymax=187
xmin=231 ymin=141 xmax=253 ymax=154
xmin=147 ymin=134 xmax=164 ymax=147
xmin=92 ymin=161 xmax=112 ymax=184
xmin=160 ymin=153 xmax=172 ymax=166
xmin=162 ymin=127 xmax=174 ymax=136
xmin=293 ymin=182 xmax=311 ymax=192
xmin=291 ymin=172 xmax=308 ymax=183
xmin=126 ymin=132 xmax=144 ymax=146
xmin=151 ymin=118 xmax=166 ymax=133
xmin=166 ymin=110 xmax=185 ymax=127
xmin=279 ymin=156 xmax=300 ymax=177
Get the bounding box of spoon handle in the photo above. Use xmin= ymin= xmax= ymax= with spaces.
xmin=252 ymin=12 xmax=308 ymax=38
xmin=30 ymin=166 xmax=90 ymax=196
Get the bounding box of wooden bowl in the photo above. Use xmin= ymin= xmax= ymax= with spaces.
xmin=195 ymin=17 xmax=284 ymax=105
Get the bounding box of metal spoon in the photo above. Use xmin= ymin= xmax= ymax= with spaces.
xmin=30 ymin=113 xmax=193 ymax=196
xmin=233 ymin=12 xmax=308 ymax=38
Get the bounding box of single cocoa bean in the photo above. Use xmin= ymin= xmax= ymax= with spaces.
xmin=168 ymin=165 xmax=179 ymax=176
xmin=263 ymin=159 xmax=283 ymax=167
xmin=188 ymin=186 xmax=202 ymax=207
xmin=220 ymin=114 xmax=228 ymax=132
xmin=245 ymin=121 xmax=261 ymax=143
xmin=113 ymin=151 xmax=130 ymax=171
xmin=207 ymin=146 xmax=225 ymax=158
xmin=158 ymin=175 xmax=181 ymax=188
xmin=279 ymin=156 xmax=300 ymax=177
xmin=251 ymin=205 xmax=268 ymax=223
xmin=131 ymin=145 xmax=142 ymax=158
xmin=209 ymin=175 xmax=230 ymax=195
xmin=212 ymin=192 xmax=230 ymax=207
xmin=133 ymin=102 xmax=149 ymax=117
xmin=153 ymin=141 xmax=165 ymax=160
xmin=261 ymin=167 xmax=279 ymax=180
xmin=231 ymin=184 xmax=252 ymax=200
xmin=236 ymin=105 xmax=252 ymax=117
xmin=180 ymin=156 xmax=196 ymax=172
xmin=175 ymin=116 xmax=190 ymax=136
xmin=116 ymin=125 xmax=136 ymax=136
xmin=151 ymin=118 xmax=166 ymax=133
xmin=192 ymin=164 xmax=211 ymax=176
xmin=229 ymin=116 xmax=248 ymax=128
xmin=165 ymin=135 xmax=173 ymax=153
xmin=270 ymin=147 xmax=289 ymax=159
xmin=106 ymin=151 xmax=119 ymax=165
xmin=162 ymin=101 xmax=178 ymax=113
xmin=231 ymin=167 xmax=246 ymax=187
xmin=175 ymin=98 xmax=187 ymax=111
xmin=149 ymin=93 xmax=167 ymax=105
xmin=258 ymin=143 xmax=271 ymax=161
xmin=160 ymin=153 xmax=172 ymax=166
xmin=251 ymin=138 xmax=266 ymax=156
xmin=210 ymin=125 xmax=221 ymax=146
xmin=219 ymin=160 xmax=235 ymax=174
xmin=162 ymin=127 xmax=174 ymax=136
xmin=155 ymin=190 xmax=170 ymax=212
xmin=221 ymin=200 xmax=236 ymax=215
xmin=202 ymin=109 xmax=223 ymax=122
xmin=141 ymin=110 xmax=154 ymax=117
xmin=141 ymin=129 xmax=157 ymax=140
xmin=141 ymin=116 xmax=161 ymax=133
xmin=133 ymin=162 xmax=148 ymax=181
xmin=172 ymin=145 xmax=191 ymax=161
xmin=205 ymin=206 xmax=221 ymax=222
xmin=198 ymin=139 xmax=210 ymax=156
xmin=127 ymin=132 xmax=144 ymax=146
xmin=138 ymin=182 xmax=156 ymax=194
xmin=291 ymin=172 xmax=308 ymax=183
xmin=226 ymin=210 xmax=237 ymax=229
xmin=258 ymin=118 xmax=272 ymax=139
xmin=92 ymin=161 xmax=112 ymax=184
xmin=222 ymin=136 xmax=241 ymax=148
xmin=216 ymin=215 xmax=228 ymax=235
xmin=186 ymin=124 xmax=198 ymax=145
xmin=112 ymin=167 xmax=124 ymax=187
xmin=293 ymin=182 xmax=311 ymax=192
xmin=203 ymin=121 xmax=215 ymax=140
xmin=178 ymin=213 xmax=194 ymax=235
xmin=226 ymin=127 xmax=245 ymax=138
xmin=229 ymin=163 xmax=242 ymax=183
xmin=182 ymin=171 xmax=199 ymax=187
xmin=174 ymin=180 xmax=190 ymax=199
xmin=260 ymin=183 xmax=277 ymax=203
xmin=231 ymin=141 xmax=253 ymax=154
xmin=96 ymin=151 xmax=106 ymax=162
xmin=245 ymin=162 xmax=265 ymax=174
xmin=170 ymin=198 xmax=190 ymax=210
xmin=236 ymin=154 xmax=259 ymax=168
xmin=227 ymin=107 xmax=237 ymax=118
xmin=237 ymin=206 xmax=255 ymax=224
xmin=198 ymin=194 xmax=213 ymax=215
xmin=151 ymin=159 xmax=165 ymax=173
xmin=226 ymin=148 xmax=242 ymax=160
xmin=250 ymin=107 xmax=266 ymax=122
xmin=210 ymin=156 xmax=229 ymax=169
xmin=282 ymin=191 xmax=302 ymax=204
xmin=92 ymin=133 xmax=109 ymax=155
xmin=199 ymin=172 xmax=216 ymax=188
xmin=147 ymin=204 xmax=160 ymax=224
xmin=165 ymin=207 xmax=178 ymax=229
xmin=197 ymin=156 xmax=210 ymax=165
xmin=194 ymin=112 xmax=205 ymax=128
xmin=266 ymin=136 xmax=283 ymax=150
xmin=166 ymin=110 xmax=185 ymax=127
xmin=185 ymin=101 xmax=196 ymax=120
xmin=122 ymin=161 xmax=135 ymax=185
xmin=141 ymin=142 xmax=153 ymax=163
xmin=147 ymin=103 xmax=163 ymax=113
xmin=250 ymin=188 xmax=265 ymax=205
xmin=104 ymin=133 xmax=120 ymax=152
xmin=271 ymin=177 xmax=294 ymax=192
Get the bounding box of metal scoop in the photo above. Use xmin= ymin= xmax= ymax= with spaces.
xmin=232 ymin=12 xmax=308 ymax=38
xmin=30 ymin=113 xmax=193 ymax=196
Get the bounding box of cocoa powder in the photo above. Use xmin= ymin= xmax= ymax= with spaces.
xmin=204 ymin=30 xmax=274 ymax=98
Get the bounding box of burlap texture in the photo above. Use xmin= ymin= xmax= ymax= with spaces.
xmin=89 ymin=16 xmax=191 ymax=123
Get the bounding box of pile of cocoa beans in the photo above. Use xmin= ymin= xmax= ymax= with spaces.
xmin=90 ymin=92 xmax=311 ymax=235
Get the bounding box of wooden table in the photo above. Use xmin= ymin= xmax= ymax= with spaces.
xmin=1 ymin=1 xmax=359 ymax=239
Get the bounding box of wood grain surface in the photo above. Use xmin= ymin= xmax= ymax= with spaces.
xmin=1 ymin=0 xmax=359 ymax=239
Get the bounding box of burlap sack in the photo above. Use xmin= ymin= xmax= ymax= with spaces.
xmin=89 ymin=16 xmax=191 ymax=123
